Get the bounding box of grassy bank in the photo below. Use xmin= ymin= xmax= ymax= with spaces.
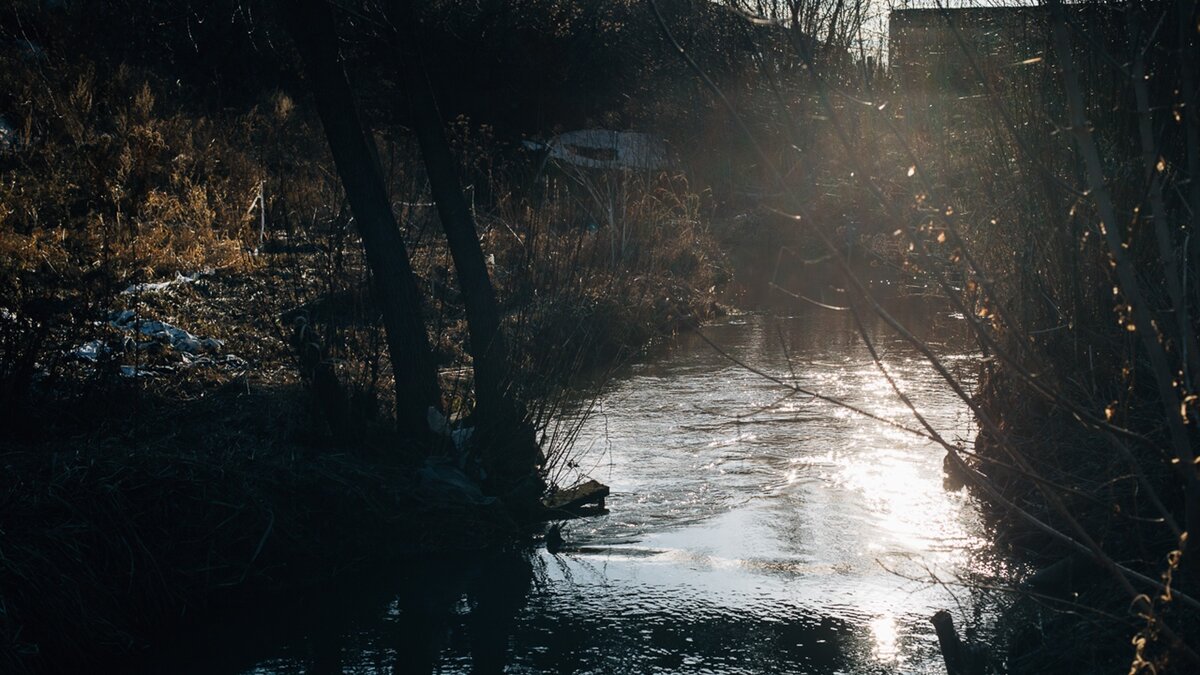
xmin=0 ymin=5 xmax=734 ymax=670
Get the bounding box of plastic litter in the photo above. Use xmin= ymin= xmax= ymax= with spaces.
xmin=415 ymin=458 xmax=496 ymax=507
xmin=525 ymin=129 xmax=670 ymax=170
xmin=426 ymin=406 xmax=475 ymax=452
xmin=72 ymin=340 xmax=110 ymax=362
xmin=69 ymin=309 xmax=245 ymax=373
xmin=109 ymin=310 xmax=223 ymax=355
xmin=0 ymin=116 xmax=16 ymax=152
xmin=179 ymin=353 xmax=249 ymax=369
xmin=121 ymin=270 xmax=210 ymax=295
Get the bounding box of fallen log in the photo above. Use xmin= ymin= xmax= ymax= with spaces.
xmin=539 ymin=479 xmax=610 ymax=519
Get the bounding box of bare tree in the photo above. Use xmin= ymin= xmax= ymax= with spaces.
xmin=284 ymin=0 xmax=442 ymax=438
xmin=388 ymin=0 xmax=544 ymax=495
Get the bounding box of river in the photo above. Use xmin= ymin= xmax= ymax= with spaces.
xmin=199 ymin=301 xmax=1008 ymax=674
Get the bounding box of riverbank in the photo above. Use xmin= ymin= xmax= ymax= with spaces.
xmin=968 ymin=363 xmax=1196 ymax=672
xmin=1 ymin=386 xmax=517 ymax=674
xmin=0 ymin=12 xmax=742 ymax=665
xmin=0 ymin=114 xmax=735 ymax=673
xmin=0 ymin=264 xmax=724 ymax=675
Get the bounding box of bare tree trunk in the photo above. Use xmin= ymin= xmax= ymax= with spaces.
xmin=284 ymin=0 xmax=441 ymax=438
xmin=389 ymin=1 xmax=543 ymax=494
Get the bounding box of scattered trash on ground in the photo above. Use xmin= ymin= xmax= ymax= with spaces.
xmin=415 ymin=457 xmax=496 ymax=507
xmin=524 ymin=129 xmax=670 ymax=170
xmin=180 ymin=353 xmax=249 ymax=369
xmin=427 ymin=406 xmax=475 ymax=452
xmin=121 ymin=269 xmax=212 ymax=295
xmin=0 ymin=115 xmax=18 ymax=153
xmin=108 ymin=309 xmax=223 ymax=355
xmin=72 ymin=340 xmax=111 ymax=362
xmin=69 ymin=307 xmax=246 ymax=374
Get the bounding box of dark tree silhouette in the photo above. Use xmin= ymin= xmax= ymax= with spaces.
xmin=390 ymin=0 xmax=543 ymax=494
xmin=284 ymin=0 xmax=442 ymax=437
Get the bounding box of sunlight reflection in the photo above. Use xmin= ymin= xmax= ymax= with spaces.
xmin=870 ymin=614 xmax=902 ymax=664
xmin=783 ymin=465 xmax=802 ymax=485
xmin=839 ymin=452 xmax=960 ymax=554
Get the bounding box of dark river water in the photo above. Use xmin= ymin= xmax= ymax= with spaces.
xmin=188 ymin=302 xmax=1007 ymax=674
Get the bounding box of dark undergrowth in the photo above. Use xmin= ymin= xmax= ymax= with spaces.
xmin=0 ymin=385 xmax=522 ymax=675
xmin=885 ymin=5 xmax=1200 ymax=671
xmin=0 ymin=2 xmax=737 ymax=670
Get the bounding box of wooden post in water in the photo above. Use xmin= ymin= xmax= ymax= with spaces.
xmin=931 ymin=610 xmax=985 ymax=675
